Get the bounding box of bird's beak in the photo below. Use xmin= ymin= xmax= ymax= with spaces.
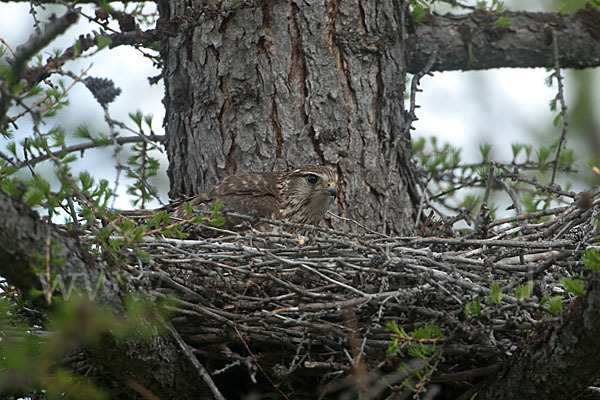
xmin=324 ymin=181 xmax=337 ymax=197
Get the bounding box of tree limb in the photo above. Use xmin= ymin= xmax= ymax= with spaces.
xmin=0 ymin=189 xmax=206 ymax=399
xmin=406 ymin=6 xmax=600 ymax=73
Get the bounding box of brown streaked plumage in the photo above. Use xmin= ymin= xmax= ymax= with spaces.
xmin=125 ymin=165 xmax=338 ymax=234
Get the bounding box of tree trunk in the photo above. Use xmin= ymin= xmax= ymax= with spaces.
xmin=475 ymin=275 xmax=600 ymax=400
xmin=160 ymin=0 xmax=416 ymax=234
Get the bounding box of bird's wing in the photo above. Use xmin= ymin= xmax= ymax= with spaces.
xmin=202 ymin=172 xmax=280 ymax=219
xmin=166 ymin=171 xmax=280 ymax=223
xmin=204 ymin=171 xmax=279 ymax=199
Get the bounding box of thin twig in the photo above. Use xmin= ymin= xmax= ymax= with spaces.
xmin=166 ymin=322 xmax=226 ymax=400
xmin=1 ymin=10 xmax=78 ymax=130
xmin=550 ymin=29 xmax=569 ymax=185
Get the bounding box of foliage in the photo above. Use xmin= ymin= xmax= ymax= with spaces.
xmin=557 ymin=0 xmax=600 ymax=13
xmin=386 ymin=320 xmax=444 ymax=394
xmin=493 ymin=16 xmax=514 ymax=28
xmin=540 ymin=294 xmax=563 ymax=315
xmin=464 ymin=299 xmax=481 ymax=317
xmin=489 ymin=282 xmax=503 ymax=304
xmin=0 ymin=9 xmax=175 ymax=396
xmin=412 ymin=136 xmax=578 ymax=223
xmin=126 ymin=112 xmax=161 ymax=209
xmin=0 ymin=2 xmax=163 ymax=227
xmin=514 ymin=281 xmax=534 ymax=301
xmin=561 ymin=277 xmax=586 ymax=297
xmin=582 ymin=247 xmax=600 ymax=272
xmin=0 ymin=294 xmax=169 ymax=399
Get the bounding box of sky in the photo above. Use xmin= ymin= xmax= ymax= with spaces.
xmin=0 ymin=0 xmax=597 ymax=213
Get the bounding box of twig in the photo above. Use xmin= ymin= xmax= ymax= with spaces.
xmin=232 ymin=323 xmax=291 ymax=400
xmin=166 ymin=322 xmax=226 ymax=400
xmin=45 ymin=233 xmax=52 ymax=305
xmin=327 ymin=211 xmax=388 ymax=237
xmin=13 ymin=133 xmax=165 ymax=170
xmin=1 ymin=10 xmax=78 ymax=130
xmin=0 ymin=37 xmax=16 ymax=56
xmin=550 ymin=29 xmax=569 ymax=185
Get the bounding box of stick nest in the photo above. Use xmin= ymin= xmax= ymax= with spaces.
xmin=123 ymin=189 xmax=599 ymax=395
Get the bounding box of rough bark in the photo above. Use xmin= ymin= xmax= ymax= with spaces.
xmin=475 ymin=276 xmax=600 ymax=400
xmin=0 ymin=190 xmax=203 ymax=399
xmin=0 ymin=189 xmax=117 ymax=306
xmin=408 ymin=5 xmax=600 ymax=73
xmin=161 ymin=0 xmax=415 ymax=235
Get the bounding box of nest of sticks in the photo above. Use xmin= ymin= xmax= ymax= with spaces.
xmin=121 ymin=179 xmax=599 ymax=397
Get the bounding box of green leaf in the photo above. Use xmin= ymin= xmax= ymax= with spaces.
xmin=0 ymin=178 xmax=21 ymax=198
xmin=582 ymin=248 xmax=600 ymax=272
xmin=520 ymin=193 xmax=538 ymax=213
xmin=514 ymin=281 xmax=534 ymax=301
xmin=50 ymin=125 xmax=67 ymax=147
xmin=24 ymin=84 xmax=42 ymax=98
xmin=93 ymin=133 xmax=111 ymax=146
xmin=493 ymin=16 xmax=513 ymax=28
xmin=558 ymin=149 xmax=575 ymax=169
xmin=511 ymin=143 xmax=523 ymax=159
xmin=411 ymin=3 xmax=427 ymax=23
xmin=489 ymin=283 xmax=503 ymax=304
xmin=490 ymin=0 xmax=507 ymax=11
xmin=210 ymin=215 xmax=226 ymax=227
xmin=96 ymin=35 xmax=112 ymax=50
xmin=558 ymin=0 xmax=589 ymax=13
xmin=412 ymin=322 xmax=443 ymax=340
xmin=212 ymin=200 xmax=224 ymax=215
xmin=462 ymin=194 xmax=480 ymax=211
xmin=135 ymin=248 xmax=150 ymax=262
xmin=464 ymin=300 xmax=481 ymax=317
xmin=7 ymin=140 xmax=17 ymax=154
xmin=79 ymin=171 xmax=94 ymax=190
xmin=184 ymin=202 xmax=194 ymax=217
xmin=72 ymin=39 xmax=81 ymax=56
xmin=144 ymin=114 xmax=154 ymax=128
xmin=552 ymin=113 xmax=562 ymax=127
xmin=562 ymin=277 xmax=585 ymax=296
xmin=449 ymin=148 xmax=461 ymax=166
xmin=523 ymin=143 xmax=532 ymax=159
xmin=548 ymin=296 xmax=563 ymax=315
xmin=129 ymin=110 xmax=143 ymax=128
xmin=75 ymin=124 xmax=92 ymax=139
xmin=412 ymin=137 xmax=426 ymax=154
xmin=467 ymin=43 xmax=478 ymax=66
xmin=386 ymin=320 xmax=401 ymax=335
xmin=536 ymin=146 xmax=552 ymax=171
xmin=479 ymin=143 xmax=492 ymax=161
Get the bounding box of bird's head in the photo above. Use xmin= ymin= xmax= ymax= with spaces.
xmin=278 ymin=165 xmax=338 ymax=225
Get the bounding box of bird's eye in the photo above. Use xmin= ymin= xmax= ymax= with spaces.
xmin=306 ymin=174 xmax=319 ymax=184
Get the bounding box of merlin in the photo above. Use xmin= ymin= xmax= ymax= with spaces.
xmin=126 ymin=165 xmax=338 ymax=234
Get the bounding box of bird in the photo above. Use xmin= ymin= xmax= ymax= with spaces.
xmin=123 ymin=165 xmax=338 ymax=235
